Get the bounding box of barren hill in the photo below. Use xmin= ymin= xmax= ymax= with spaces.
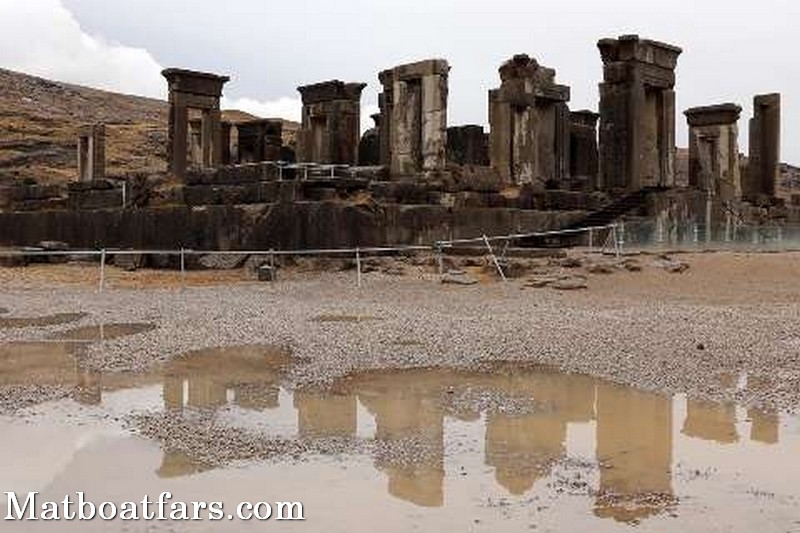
xmin=0 ymin=68 xmax=299 ymax=184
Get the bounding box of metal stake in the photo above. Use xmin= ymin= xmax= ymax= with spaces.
xmin=483 ymin=234 xmax=507 ymax=282
xmin=356 ymin=247 xmax=362 ymax=288
xmin=98 ymin=249 xmax=106 ymax=293
xmin=180 ymin=248 xmax=186 ymax=291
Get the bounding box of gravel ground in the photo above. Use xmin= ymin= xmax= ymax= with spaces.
xmin=1 ymin=251 xmax=799 ymax=416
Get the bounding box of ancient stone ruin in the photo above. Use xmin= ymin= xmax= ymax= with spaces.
xmin=358 ymin=114 xmax=381 ymax=166
xmin=685 ymin=104 xmax=742 ymax=202
xmin=1 ymin=34 xmax=797 ymax=254
xmin=297 ymin=80 xmax=366 ymax=165
xmin=745 ymin=93 xmax=781 ymax=201
xmin=569 ymin=111 xmax=599 ymax=190
xmin=77 ymin=124 xmax=105 ymax=182
xmin=237 ymin=119 xmax=283 ymax=164
xmin=378 ymin=59 xmax=449 ymax=175
xmin=162 ymin=68 xmax=230 ymax=180
xmin=489 ymin=54 xmax=570 ymax=187
xmin=598 ymin=35 xmax=681 ymax=191
xmin=447 ymin=125 xmax=488 ymax=166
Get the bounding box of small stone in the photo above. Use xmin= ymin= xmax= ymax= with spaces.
xmin=258 ymin=265 xmax=277 ymax=282
xmin=552 ymin=278 xmax=588 ymax=291
xmin=526 ymin=276 xmax=558 ymax=288
xmin=587 ymin=263 xmax=614 ymax=275
xmin=442 ymin=272 xmax=478 ymax=285
xmin=559 ymin=257 xmax=583 ymax=268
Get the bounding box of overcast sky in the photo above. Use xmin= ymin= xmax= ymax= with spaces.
xmin=0 ymin=0 xmax=797 ymax=162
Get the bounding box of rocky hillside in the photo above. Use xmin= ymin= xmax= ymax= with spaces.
xmin=0 ymin=68 xmax=299 ymax=184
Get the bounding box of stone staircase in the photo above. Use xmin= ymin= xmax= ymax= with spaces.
xmin=563 ymin=187 xmax=656 ymax=230
xmin=521 ymin=187 xmax=658 ymax=248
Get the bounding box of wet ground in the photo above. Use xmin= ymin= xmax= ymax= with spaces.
xmin=0 ymin=333 xmax=798 ymax=531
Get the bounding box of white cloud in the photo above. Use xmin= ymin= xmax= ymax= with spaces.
xmin=0 ymin=0 xmax=304 ymax=122
xmin=0 ymin=0 xmax=164 ymax=98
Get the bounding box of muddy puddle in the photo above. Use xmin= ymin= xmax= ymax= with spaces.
xmin=0 ymin=348 xmax=798 ymax=532
xmin=0 ymin=322 xmax=156 ymax=386
xmin=0 ymin=311 xmax=87 ymax=328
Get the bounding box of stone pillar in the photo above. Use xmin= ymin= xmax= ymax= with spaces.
xmin=237 ymin=119 xmax=283 ymax=163
xmin=685 ymin=104 xmax=742 ymax=202
xmin=569 ymin=111 xmax=600 ymax=189
xmin=446 ymin=125 xmax=488 ymax=166
xmin=162 ymin=68 xmax=230 ymax=181
xmin=358 ymin=114 xmax=381 ymax=166
xmin=220 ymin=121 xmax=233 ymax=165
xmin=488 ymin=54 xmax=571 ymax=187
xmin=745 ymin=93 xmax=781 ymax=200
xmin=598 ymin=35 xmax=682 ymax=192
xmin=296 ymin=80 xmax=366 ymax=165
xmin=378 ymin=59 xmax=450 ymax=176
xmin=77 ymin=124 xmax=105 ymax=182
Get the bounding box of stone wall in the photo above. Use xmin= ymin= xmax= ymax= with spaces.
xmin=0 ymin=202 xmax=587 ymax=251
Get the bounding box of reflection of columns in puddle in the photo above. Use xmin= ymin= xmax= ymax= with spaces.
xmin=294 ymin=391 xmax=357 ymax=438
xmin=157 ymin=450 xmax=212 ymax=479
xmin=483 ymin=371 xmax=594 ymax=495
xmin=234 ymin=383 xmax=280 ymax=411
xmin=164 ymin=375 xmax=227 ymax=410
xmin=485 ymin=413 xmax=566 ymax=495
xmin=682 ymin=399 xmax=739 ymax=444
xmin=360 ymin=391 xmax=444 ymax=508
xmin=187 ymin=376 xmax=227 ymax=409
xmin=74 ymin=371 xmax=102 ymax=406
xmin=749 ymin=408 xmax=779 ymax=445
xmin=594 ymin=383 xmax=674 ymax=523
xmin=163 ymin=376 xmax=185 ymax=410
xmin=744 ymin=376 xmax=780 ymax=445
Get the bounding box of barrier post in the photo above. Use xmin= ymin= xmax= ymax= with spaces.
xmin=588 ymin=228 xmax=594 ymax=253
xmin=483 ymin=235 xmax=507 ymax=282
xmin=612 ymin=225 xmax=621 ymax=258
xmin=356 ymin=247 xmax=362 ymax=288
xmin=180 ymin=248 xmax=186 ymax=291
xmin=98 ymin=249 xmax=106 ymax=293
xmin=435 ymin=242 xmax=444 ymax=276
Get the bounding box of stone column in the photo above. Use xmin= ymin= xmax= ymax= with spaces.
xmin=162 ymin=68 xmax=230 ymax=181
xmin=569 ymin=111 xmax=600 ymax=189
xmin=169 ymin=92 xmax=189 ymax=178
xmin=77 ymin=124 xmax=106 ymax=182
xmin=685 ymin=104 xmax=742 ymax=201
xmin=598 ymin=35 xmax=682 ymax=192
xmin=745 ymin=93 xmax=781 ymax=200
xmin=378 ymin=59 xmax=450 ymax=177
xmin=488 ymin=54 xmax=571 ymax=187
xmin=297 ymin=80 xmax=366 ymax=165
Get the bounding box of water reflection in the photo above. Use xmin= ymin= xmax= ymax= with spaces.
xmin=595 ymin=383 xmax=675 ymax=523
xmin=0 ymin=312 xmax=87 ymax=329
xmin=682 ymin=399 xmax=739 ymax=444
xmin=0 ymin=341 xmax=794 ymax=526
